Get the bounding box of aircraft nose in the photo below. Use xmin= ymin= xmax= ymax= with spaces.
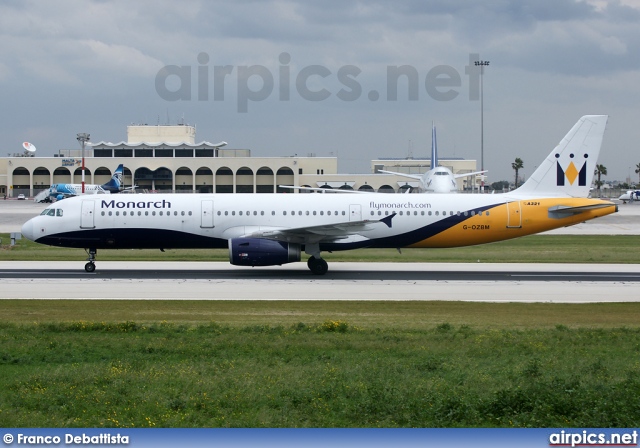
xmin=21 ymin=218 xmax=35 ymax=241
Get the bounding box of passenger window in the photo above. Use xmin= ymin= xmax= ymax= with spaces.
xmin=159 ymin=211 xmax=163 ymax=216
xmin=138 ymin=211 xmax=142 ymax=216
xmin=486 ymin=211 xmax=490 ymax=216
xmin=152 ymin=211 xmax=156 ymax=216
xmin=109 ymin=211 xmax=113 ymax=216
xmin=188 ymin=212 xmax=192 ymax=216
xmin=225 ymin=211 xmax=228 ymax=216
xmin=239 ymin=211 xmax=243 ymax=216
xmin=320 ymin=211 xmax=324 ymax=216
xmin=101 ymin=211 xmax=105 ymax=216
xmin=435 ymin=211 xmax=439 ymax=216
xmin=145 ymin=211 xmax=149 ymax=216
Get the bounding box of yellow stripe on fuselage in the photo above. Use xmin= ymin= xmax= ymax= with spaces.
xmin=408 ymin=198 xmax=617 ymax=248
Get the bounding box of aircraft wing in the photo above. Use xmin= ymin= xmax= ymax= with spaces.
xmin=454 ymin=170 xmax=487 ymax=179
xmin=279 ymin=185 xmax=366 ymax=194
xmin=242 ymin=214 xmax=396 ymax=244
xmin=377 ymin=170 xmax=423 ymax=180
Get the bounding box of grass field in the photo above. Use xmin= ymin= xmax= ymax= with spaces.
xmin=1 ymin=234 xmax=639 ymax=427
xmin=1 ymin=301 xmax=640 ymax=427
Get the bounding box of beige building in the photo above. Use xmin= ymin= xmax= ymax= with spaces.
xmin=0 ymin=125 xmax=480 ymax=198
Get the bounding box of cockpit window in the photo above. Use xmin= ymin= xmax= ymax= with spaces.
xmin=40 ymin=208 xmax=62 ymax=217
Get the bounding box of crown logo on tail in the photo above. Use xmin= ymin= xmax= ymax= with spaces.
xmin=556 ymin=158 xmax=587 ymax=187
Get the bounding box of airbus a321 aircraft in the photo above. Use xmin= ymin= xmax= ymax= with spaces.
xmin=22 ymin=116 xmax=617 ymax=275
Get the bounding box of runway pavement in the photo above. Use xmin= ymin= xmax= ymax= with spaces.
xmin=0 ymin=261 xmax=638 ymax=302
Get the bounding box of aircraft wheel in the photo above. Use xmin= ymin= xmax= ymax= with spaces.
xmin=307 ymin=257 xmax=328 ymax=275
xmin=85 ymin=262 xmax=96 ymax=273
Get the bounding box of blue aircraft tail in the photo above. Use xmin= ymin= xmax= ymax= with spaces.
xmin=102 ymin=164 xmax=124 ymax=193
xmin=430 ymin=121 xmax=438 ymax=169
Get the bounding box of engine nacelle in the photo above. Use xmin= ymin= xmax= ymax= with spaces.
xmin=229 ymin=238 xmax=301 ymax=267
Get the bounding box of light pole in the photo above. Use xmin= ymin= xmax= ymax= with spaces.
xmin=77 ymin=133 xmax=90 ymax=193
xmin=474 ymin=60 xmax=489 ymax=192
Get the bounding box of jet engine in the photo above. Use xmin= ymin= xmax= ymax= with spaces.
xmin=229 ymin=238 xmax=301 ymax=267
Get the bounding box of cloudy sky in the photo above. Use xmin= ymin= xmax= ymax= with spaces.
xmin=2 ymin=0 xmax=640 ymax=183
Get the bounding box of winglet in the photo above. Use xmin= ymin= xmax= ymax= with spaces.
xmin=380 ymin=212 xmax=396 ymax=228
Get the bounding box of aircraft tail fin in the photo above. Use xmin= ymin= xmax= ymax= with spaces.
xmin=420 ymin=122 xmax=439 ymax=187
xmin=102 ymin=164 xmax=124 ymax=192
xmin=431 ymin=121 xmax=438 ymax=169
xmin=513 ymin=115 xmax=608 ymax=198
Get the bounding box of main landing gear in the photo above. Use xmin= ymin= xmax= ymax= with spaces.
xmin=307 ymin=256 xmax=328 ymax=275
xmin=84 ymin=248 xmax=97 ymax=273
xmin=305 ymin=243 xmax=328 ymax=275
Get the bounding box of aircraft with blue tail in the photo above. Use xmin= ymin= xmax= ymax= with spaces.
xmin=47 ymin=164 xmax=125 ymax=201
xmin=378 ymin=122 xmax=487 ymax=193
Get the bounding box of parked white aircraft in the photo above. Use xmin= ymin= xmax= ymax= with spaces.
xmin=280 ymin=123 xmax=486 ymax=194
xmin=378 ymin=123 xmax=487 ymax=193
xmin=43 ymin=164 xmax=125 ymax=202
xmin=618 ymin=190 xmax=640 ymax=203
xmin=22 ymin=116 xmax=616 ymax=275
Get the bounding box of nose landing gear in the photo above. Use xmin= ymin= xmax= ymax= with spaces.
xmin=84 ymin=248 xmax=97 ymax=273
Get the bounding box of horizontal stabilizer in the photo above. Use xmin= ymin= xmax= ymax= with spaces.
xmin=548 ymin=202 xmax=617 ymax=218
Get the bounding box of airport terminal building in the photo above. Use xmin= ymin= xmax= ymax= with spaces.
xmin=0 ymin=124 xmax=481 ymax=198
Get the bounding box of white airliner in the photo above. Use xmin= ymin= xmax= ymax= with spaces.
xmin=22 ymin=116 xmax=617 ymax=275
xmin=618 ymin=190 xmax=640 ymax=203
xmin=378 ymin=123 xmax=487 ymax=193
xmin=45 ymin=164 xmax=125 ymax=201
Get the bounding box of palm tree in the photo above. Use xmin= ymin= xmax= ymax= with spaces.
xmin=593 ymin=164 xmax=607 ymax=195
xmin=512 ymin=158 xmax=524 ymax=188
xmin=635 ymin=162 xmax=640 ymax=186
